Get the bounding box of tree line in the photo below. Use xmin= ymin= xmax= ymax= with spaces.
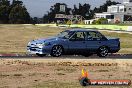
xmin=0 ymin=0 xmax=119 ymax=24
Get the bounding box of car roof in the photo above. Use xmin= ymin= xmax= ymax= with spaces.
xmin=66 ymin=29 xmax=98 ymax=32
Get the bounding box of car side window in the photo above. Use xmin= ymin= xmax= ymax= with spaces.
xmin=86 ymin=31 xmax=104 ymax=41
xmin=70 ymin=32 xmax=85 ymax=41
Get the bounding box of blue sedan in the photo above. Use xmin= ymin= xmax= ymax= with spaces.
xmin=27 ymin=29 xmax=120 ymax=57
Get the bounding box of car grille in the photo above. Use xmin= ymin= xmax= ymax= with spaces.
xmin=30 ymin=47 xmax=37 ymax=51
xmin=27 ymin=45 xmax=40 ymax=51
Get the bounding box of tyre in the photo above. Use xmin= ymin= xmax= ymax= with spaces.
xmin=51 ymin=45 xmax=63 ymax=57
xmin=97 ymin=46 xmax=109 ymax=57
xmin=36 ymin=54 xmax=46 ymax=57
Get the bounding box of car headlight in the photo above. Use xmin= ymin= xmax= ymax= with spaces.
xmin=36 ymin=42 xmax=50 ymax=48
xmin=28 ymin=42 xmax=31 ymax=45
xmin=36 ymin=43 xmax=44 ymax=48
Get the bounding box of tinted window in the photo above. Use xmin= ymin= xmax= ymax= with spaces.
xmin=86 ymin=31 xmax=105 ymax=40
xmin=57 ymin=31 xmax=74 ymax=39
xmin=70 ymin=32 xmax=85 ymax=41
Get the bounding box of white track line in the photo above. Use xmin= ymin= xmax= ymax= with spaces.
xmin=99 ymin=30 xmax=132 ymax=34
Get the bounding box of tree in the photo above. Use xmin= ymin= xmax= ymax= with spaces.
xmin=72 ymin=5 xmax=79 ymax=15
xmin=32 ymin=17 xmax=43 ymax=24
xmin=12 ymin=0 xmax=23 ymax=6
xmin=92 ymin=18 xmax=108 ymax=24
xmin=9 ymin=1 xmax=31 ymax=24
xmin=0 ymin=5 xmax=10 ymax=23
xmin=81 ymin=3 xmax=91 ymax=19
xmin=0 ymin=0 xmax=31 ymax=24
xmin=93 ymin=0 xmax=120 ymax=13
xmin=72 ymin=3 xmax=92 ymax=20
xmin=43 ymin=3 xmax=72 ymax=23
xmin=0 ymin=0 xmax=10 ymax=6
xmin=0 ymin=0 xmax=10 ymax=23
xmin=43 ymin=14 xmax=49 ymax=23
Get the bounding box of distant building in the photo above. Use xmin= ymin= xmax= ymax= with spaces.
xmin=95 ymin=0 xmax=132 ymax=23
xmin=84 ymin=19 xmax=95 ymax=24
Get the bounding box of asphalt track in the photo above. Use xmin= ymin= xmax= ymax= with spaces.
xmin=0 ymin=54 xmax=132 ymax=59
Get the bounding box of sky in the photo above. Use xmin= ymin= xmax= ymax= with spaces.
xmin=19 ymin=0 xmax=122 ymax=17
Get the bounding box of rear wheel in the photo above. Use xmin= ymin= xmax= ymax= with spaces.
xmin=36 ymin=54 xmax=46 ymax=57
xmin=97 ymin=46 xmax=109 ymax=57
xmin=51 ymin=45 xmax=63 ymax=57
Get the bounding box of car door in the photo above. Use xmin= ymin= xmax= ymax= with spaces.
xmin=85 ymin=31 xmax=106 ymax=52
xmin=68 ymin=31 xmax=86 ymax=53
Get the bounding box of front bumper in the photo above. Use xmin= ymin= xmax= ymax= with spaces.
xmin=27 ymin=46 xmax=44 ymax=54
xmin=27 ymin=45 xmax=52 ymax=55
xmin=27 ymin=49 xmax=44 ymax=54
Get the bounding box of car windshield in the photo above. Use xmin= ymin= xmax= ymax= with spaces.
xmin=57 ymin=31 xmax=74 ymax=39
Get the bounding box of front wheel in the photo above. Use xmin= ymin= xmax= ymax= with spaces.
xmin=97 ymin=46 xmax=109 ymax=57
xmin=50 ymin=45 xmax=63 ymax=57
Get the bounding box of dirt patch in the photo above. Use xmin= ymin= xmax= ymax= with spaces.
xmin=0 ymin=59 xmax=132 ymax=88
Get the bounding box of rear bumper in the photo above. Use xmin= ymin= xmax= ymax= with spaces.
xmin=109 ymin=47 xmax=120 ymax=53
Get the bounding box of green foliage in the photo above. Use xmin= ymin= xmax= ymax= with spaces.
xmin=66 ymin=20 xmax=72 ymax=25
xmin=0 ymin=0 xmax=31 ymax=24
xmin=92 ymin=18 xmax=108 ymax=24
xmin=93 ymin=0 xmax=120 ymax=13
xmin=72 ymin=3 xmax=93 ymax=20
xmin=9 ymin=5 xmax=30 ymax=24
xmin=0 ymin=0 xmax=10 ymax=23
xmin=0 ymin=5 xmax=10 ymax=23
xmin=43 ymin=3 xmax=71 ymax=23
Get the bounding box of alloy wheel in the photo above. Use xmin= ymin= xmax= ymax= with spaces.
xmin=51 ymin=45 xmax=63 ymax=57
xmin=97 ymin=46 xmax=109 ymax=57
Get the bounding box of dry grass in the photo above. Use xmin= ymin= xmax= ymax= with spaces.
xmin=0 ymin=24 xmax=131 ymax=54
xmin=0 ymin=59 xmax=132 ymax=88
xmin=0 ymin=24 xmax=64 ymax=53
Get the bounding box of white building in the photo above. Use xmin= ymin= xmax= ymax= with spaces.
xmin=95 ymin=0 xmax=132 ymax=23
xmin=84 ymin=19 xmax=95 ymax=24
